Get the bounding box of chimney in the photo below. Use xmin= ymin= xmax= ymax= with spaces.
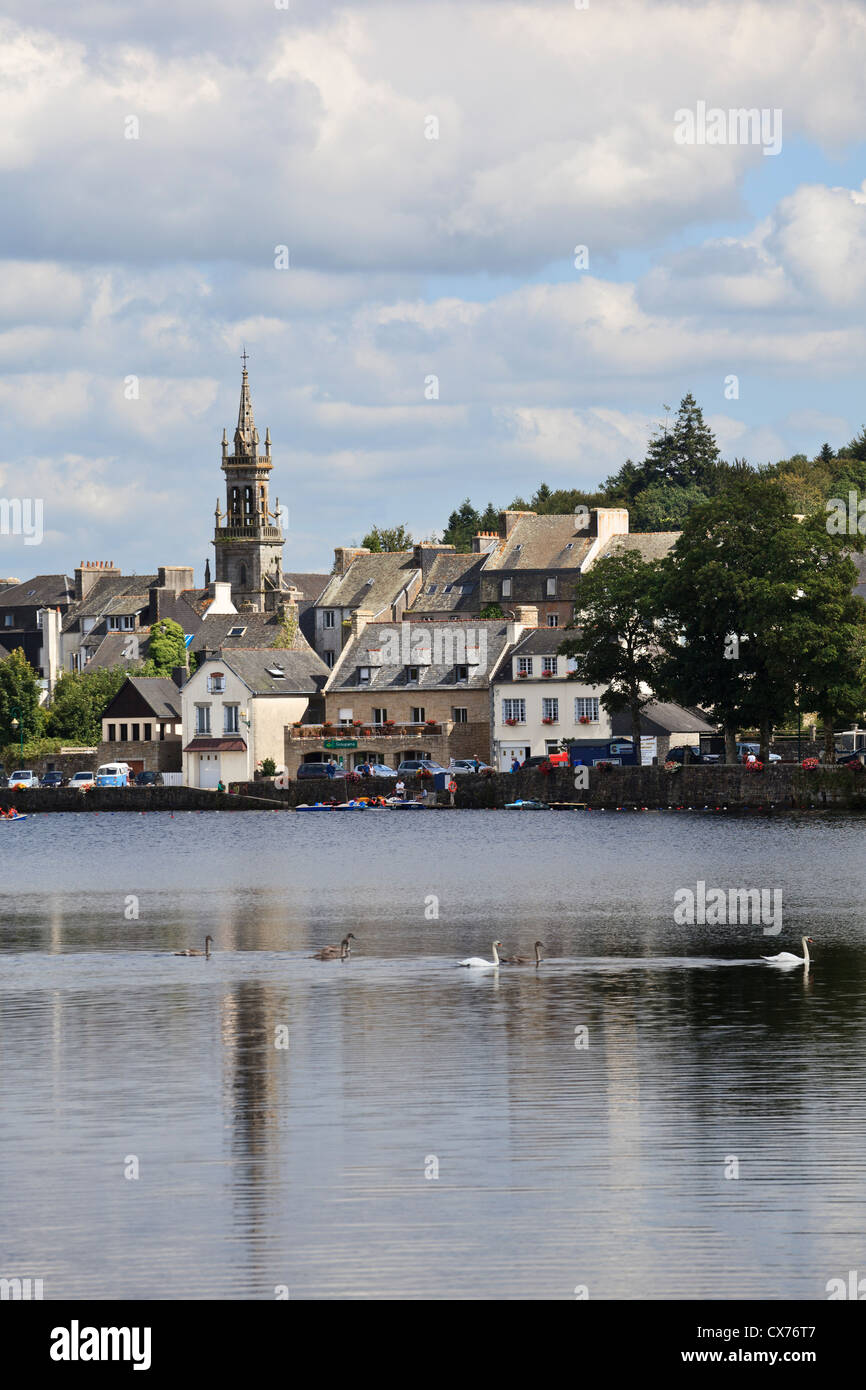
xmin=75 ymin=561 xmax=120 ymax=602
xmin=170 ymin=666 xmax=187 ymax=688
xmin=350 ymin=608 xmax=373 ymax=639
xmin=206 ymin=582 xmax=237 ymax=615
xmin=581 ymin=508 xmax=630 ymax=572
xmin=412 ymin=541 xmax=456 ymax=574
xmin=498 ymin=510 xmax=535 ymax=538
xmin=472 ymin=531 xmax=500 ymax=554
xmin=333 ymin=546 xmax=370 ymax=576
xmin=157 ymin=566 xmax=195 ymax=594
xmin=512 ymin=604 xmax=539 ymax=627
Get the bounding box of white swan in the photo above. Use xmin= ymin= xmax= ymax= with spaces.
xmin=762 ymin=935 xmax=812 ymax=965
xmin=459 ymin=941 xmax=502 ymax=971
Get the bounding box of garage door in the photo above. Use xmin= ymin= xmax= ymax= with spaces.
xmin=198 ymin=753 xmax=221 ymax=788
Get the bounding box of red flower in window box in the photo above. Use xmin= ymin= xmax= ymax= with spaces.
xmin=504 ymin=717 xmax=518 ymax=726
xmin=578 ymin=715 xmax=591 ymax=724
xmin=541 ymin=716 xmax=555 ymax=725
xmin=542 ymin=669 xmax=554 ymax=677
xmin=517 ymin=670 xmax=528 ymax=678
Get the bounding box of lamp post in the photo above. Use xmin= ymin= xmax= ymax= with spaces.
xmin=10 ymin=704 xmax=24 ymax=760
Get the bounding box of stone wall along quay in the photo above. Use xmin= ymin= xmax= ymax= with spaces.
xmin=3 ymin=765 xmax=865 ymax=812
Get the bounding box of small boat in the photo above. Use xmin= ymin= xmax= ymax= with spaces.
xmin=390 ymin=800 xmax=427 ymax=809
xmin=295 ymin=802 xmax=339 ymax=812
xmin=504 ymin=799 xmax=549 ymax=810
xmin=334 ymin=800 xmax=367 ymax=810
xmin=2 ymin=813 xmax=27 ymax=822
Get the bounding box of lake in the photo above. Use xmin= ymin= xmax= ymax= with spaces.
xmin=1 ymin=808 xmax=864 ymax=1299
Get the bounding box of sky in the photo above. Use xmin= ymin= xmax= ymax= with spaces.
xmin=2 ymin=0 xmax=866 ymax=582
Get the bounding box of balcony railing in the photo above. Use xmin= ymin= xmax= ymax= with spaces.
xmin=288 ymin=722 xmax=450 ymax=739
xmin=215 ymin=524 xmax=283 ymax=540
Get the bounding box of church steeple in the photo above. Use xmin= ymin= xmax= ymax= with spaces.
xmin=234 ymin=353 xmax=259 ymax=454
xmin=212 ymin=354 xmax=286 ymax=612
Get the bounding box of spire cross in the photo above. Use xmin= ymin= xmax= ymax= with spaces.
xmin=241 ymin=347 xmax=249 ymax=371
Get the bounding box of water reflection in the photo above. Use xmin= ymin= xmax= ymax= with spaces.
xmin=1 ymin=811 xmax=865 ymax=1298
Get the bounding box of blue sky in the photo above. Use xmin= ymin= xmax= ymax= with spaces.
xmin=2 ymin=0 xmax=866 ymax=582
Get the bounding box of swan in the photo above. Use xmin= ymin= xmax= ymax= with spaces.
xmin=762 ymin=935 xmax=812 ymax=965
xmin=459 ymin=941 xmax=502 ymax=970
xmin=312 ymin=933 xmax=355 ymax=960
xmin=501 ymin=941 xmax=545 ymax=966
xmin=175 ymin=935 xmax=213 ymax=958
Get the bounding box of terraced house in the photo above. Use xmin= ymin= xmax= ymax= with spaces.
xmin=285 ymin=616 xmax=518 ymax=774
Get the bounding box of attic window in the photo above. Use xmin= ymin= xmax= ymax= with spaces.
xmin=365 ymin=577 xmax=375 ymax=586
xmin=426 ymin=584 xmax=437 ymax=594
xmin=27 ymin=589 xmax=36 ymax=597
xmin=443 ymin=583 xmax=453 ymax=593
xmin=565 ymin=542 xmax=574 ymax=550
xmin=228 ymin=625 xmax=246 ymax=637
xmin=267 ymin=666 xmax=286 ymax=678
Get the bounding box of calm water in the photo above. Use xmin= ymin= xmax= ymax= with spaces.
xmin=1 ymin=808 xmax=865 ymax=1300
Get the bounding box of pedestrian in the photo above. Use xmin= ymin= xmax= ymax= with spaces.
xmin=472 ymin=755 xmax=480 ymax=772
xmin=395 ymin=777 xmax=405 ymax=798
xmin=217 ymin=779 xmax=225 ymax=792
xmin=510 ymin=756 xmax=520 ymax=774
xmin=327 ymin=759 xmax=336 ymax=778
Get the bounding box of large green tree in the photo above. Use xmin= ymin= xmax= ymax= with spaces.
xmin=45 ymin=666 xmax=131 ymax=744
xmin=656 ymin=475 xmax=866 ymax=761
xmin=0 ymin=649 xmax=45 ymax=748
xmin=361 ymin=524 xmax=414 ymax=553
xmin=139 ymin=618 xmax=188 ymax=676
xmin=558 ymin=550 xmax=663 ymax=752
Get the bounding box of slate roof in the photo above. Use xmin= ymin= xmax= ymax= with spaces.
xmin=199 ymin=648 xmax=329 ymax=695
xmin=591 ymin=532 xmax=680 ymax=563
xmin=192 ymin=608 xmax=314 ymax=655
xmin=611 ymin=702 xmax=716 ymax=736
xmin=408 ymin=554 xmax=487 ymax=614
xmin=483 ymin=516 xmax=595 ymax=571
xmin=62 ymin=574 xmax=159 ymax=632
xmin=0 ymin=574 xmax=75 ymax=609
xmin=315 ymin=552 xmax=421 ymax=615
xmin=327 ymin=620 xmax=512 ymax=691
xmin=284 ymin=572 xmax=329 ymax=602
xmin=82 ymin=632 xmax=151 ymax=671
xmin=103 ymin=677 xmax=183 ymax=721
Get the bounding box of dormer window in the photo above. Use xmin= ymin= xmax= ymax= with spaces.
xmin=228 ymin=625 xmax=246 ymax=637
xmin=405 ymin=665 xmax=420 ymax=683
xmin=542 ymin=657 xmax=558 ymax=676
xmin=501 ymin=579 xmax=512 ymax=598
xmin=455 ymin=664 xmax=469 ymax=682
xmin=358 ymin=666 xmax=371 ymax=683
xmin=517 ymin=657 xmax=533 ymax=676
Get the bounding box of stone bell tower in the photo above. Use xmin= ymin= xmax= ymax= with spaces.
xmin=213 ymin=354 xmax=286 ymax=611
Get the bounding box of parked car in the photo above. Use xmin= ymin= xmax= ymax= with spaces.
xmin=95 ymin=762 xmax=131 ymax=787
xmin=521 ymin=751 xmax=569 ymax=770
xmin=396 ymin=759 xmax=449 ymax=776
xmin=134 ymin=770 xmax=163 ymax=787
xmin=41 ymin=770 xmax=65 ymax=788
xmin=296 ymin=762 xmax=347 ymax=779
xmin=69 ymin=771 xmax=95 ymax=790
xmin=448 ymin=758 xmax=494 ymax=775
xmin=834 ymin=750 xmax=864 ymax=768
xmin=7 ymin=770 xmax=39 ymax=789
xmin=365 ymin=763 xmax=398 ymax=778
xmin=736 ymin=743 xmax=781 ymax=763
xmin=666 ymin=745 xmax=712 ymax=765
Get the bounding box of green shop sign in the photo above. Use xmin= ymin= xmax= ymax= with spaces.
xmin=323 ymin=738 xmax=358 ymax=749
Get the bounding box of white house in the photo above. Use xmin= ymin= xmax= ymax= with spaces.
xmin=491 ymin=629 xmax=611 ymax=770
xmin=182 ymin=650 xmax=328 ymax=787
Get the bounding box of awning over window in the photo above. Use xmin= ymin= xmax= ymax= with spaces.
xmin=183 ymin=737 xmax=247 ymax=752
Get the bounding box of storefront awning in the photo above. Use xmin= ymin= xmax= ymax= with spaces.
xmin=183 ymin=738 xmax=247 ymax=753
